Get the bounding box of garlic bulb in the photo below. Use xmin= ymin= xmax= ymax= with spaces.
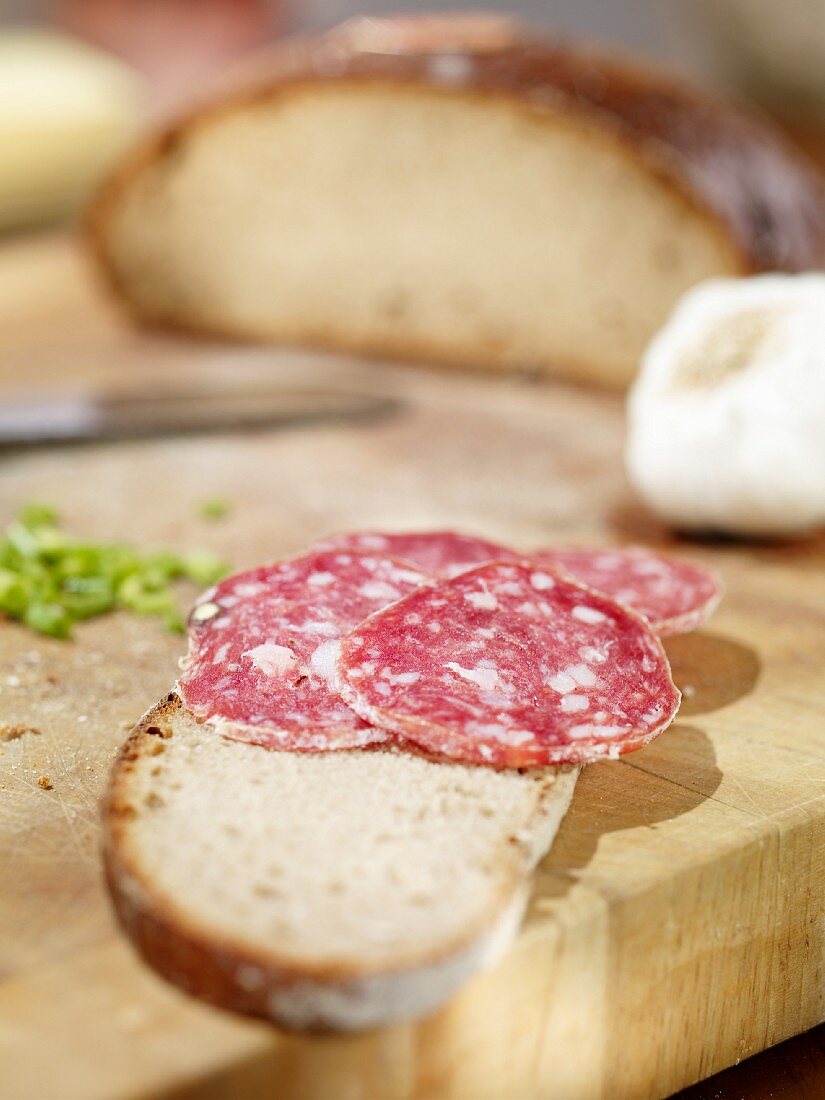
xmin=625 ymin=274 xmax=825 ymax=537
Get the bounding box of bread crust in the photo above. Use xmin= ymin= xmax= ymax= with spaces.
xmin=88 ymin=13 xmax=825 ymax=319
xmin=102 ymin=694 xmax=578 ymax=1031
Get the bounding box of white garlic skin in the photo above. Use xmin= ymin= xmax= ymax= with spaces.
xmin=626 ymin=274 xmax=825 ymax=537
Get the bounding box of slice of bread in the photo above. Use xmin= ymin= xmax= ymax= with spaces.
xmin=87 ymin=15 xmax=825 ymax=388
xmin=102 ymin=694 xmax=578 ymax=1031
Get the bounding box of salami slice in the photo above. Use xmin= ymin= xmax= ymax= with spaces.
xmin=313 ymin=530 xmax=517 ymax=578
xmin=338 ymin=561 xmax=680 ymax=767
xmin=178 ymin=551 xmax=428 ymax=751
xmin=533 ymin=547 xmax=722 ymax=635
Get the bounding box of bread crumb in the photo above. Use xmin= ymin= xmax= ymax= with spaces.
xmin=0 ymin=724 xmax=40 ymax=742
xmin=116 ymin=1005 xmax=149 ymax=1031
xmin=37 ymin=775 xmax=53 ymax=790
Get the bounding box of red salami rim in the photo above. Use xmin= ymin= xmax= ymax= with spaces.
xmin=178 ymin=704 xmax=396 ymax=752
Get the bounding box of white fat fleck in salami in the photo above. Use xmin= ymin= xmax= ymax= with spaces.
xmin=337 ymin=561 xmax=681 ymax=767
xmin=534 ymin=547 xmax=722 ymax=636
xmin=178 ymin=550 xmax=429 ymax=751
xmin=243 ymin=643 xmax=298 ymax=678
xmin=312 ymin=530 xmax=518 ymax=578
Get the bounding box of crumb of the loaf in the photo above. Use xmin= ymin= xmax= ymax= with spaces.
xmin=0 ymin=724 xmax=41 ymax=742
xmin=37 ymin=775 xmax=53 ymax=790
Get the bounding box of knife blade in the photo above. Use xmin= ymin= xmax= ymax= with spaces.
xmin=0 ymin=385 xmax=399 ymax=445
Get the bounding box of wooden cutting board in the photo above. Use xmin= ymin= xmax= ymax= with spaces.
xmin=0 ymin=235 xmax=823 ymax=1100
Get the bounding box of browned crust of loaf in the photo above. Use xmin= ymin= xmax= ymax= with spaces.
xmin=86 ymin=290 xmax=625 ymax=389
xmin=101 ymin=692 xmax=553 ymax=1028
xmin=87 ymin=13 xmax=825 ymax=317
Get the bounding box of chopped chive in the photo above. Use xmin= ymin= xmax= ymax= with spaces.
xmin=163 ymin=609 xmax=186 ymax=634
xmin=6 ymin=521 xmax=43 ymax=558
xmin=142 ymin=550 xmax=186 ymax=579
xmin=24 ymin=602 xmax=72 ymax=639
xmin=182 ymin=549 xmax=228 ymax=587
xmin=198 ymin=498 xmax=231 ymax=521
xmin=19 ymin=502 xmax=59 ymax=529
xmin=0 ymin=569 xmax=28 ymax=617
xmin=0 ymin=505 xmax=231 ymax=639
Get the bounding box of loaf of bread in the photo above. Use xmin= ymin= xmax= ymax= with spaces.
xmin=103 ymin=695 xmax=578 ymax=1030
xmin=88 ymin=15 xmax=825 ymax=387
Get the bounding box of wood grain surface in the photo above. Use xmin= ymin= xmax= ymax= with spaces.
xmin=0 ymin=235 xmax=823 ymax=1100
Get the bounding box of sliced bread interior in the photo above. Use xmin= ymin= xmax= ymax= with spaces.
xmin=103 ymin=695 xmax=578 ymax=1031
xmin=92 ymin=83 xmax=738 ymax=389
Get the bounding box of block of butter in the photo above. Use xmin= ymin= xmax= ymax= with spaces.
xmin=0 ymin=31 xmax=143 ymax=230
